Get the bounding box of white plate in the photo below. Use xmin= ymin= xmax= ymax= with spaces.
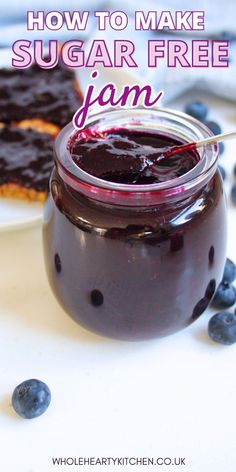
xmin=0 ymin=198 xmax=43 ymax=231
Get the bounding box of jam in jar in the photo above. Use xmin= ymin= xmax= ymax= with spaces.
xmin=43 ymin=108 xmax=227 ymax=340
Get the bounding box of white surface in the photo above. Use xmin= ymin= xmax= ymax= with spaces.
xmin=0 ymin=91 xmax=236 ymax=472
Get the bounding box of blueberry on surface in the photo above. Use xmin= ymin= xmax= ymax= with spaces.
xmin=12 ymin=379 xmax=51 ymax=419
xmin=231 ymin=184 xmax=236 ymax=205
xmin=219 ymin=142 xmax=225 ymax=155
xmin=211 ymin=281 xmax=236 ymax=309
xmin=205 ymin=279 xmax=216 ymax=300
xmin=185 ymin=101 xmax=208 ymax=121
xmin=218 ymin=31 xmax=236 ymax=42
xmin=233 ymin=163 xmax=236 ymax=177
xmin=223 ymin=258 xmax=236 ymax=284
xmin=90 ymin=289 xmax=104 ymax=306
xmin=204 ymin=121 xmax=222 ymax=135
xmin=220 ymin=56 xmax=230 ymax=63
xmin=218 ymin=165 xmax=226 ymax=180
xmin=208 ymin=312 xmax=236 ymax=345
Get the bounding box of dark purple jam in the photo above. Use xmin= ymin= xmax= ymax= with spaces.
xmin=0 ymin=125 xmax=54 ymax=191
xmin=43 ymin=125 xmax=227 ymax=341
xmin=0 ymin=63 xmax=82 ymax=127
xmin=71 ymin=129 xmax=199 ymax=184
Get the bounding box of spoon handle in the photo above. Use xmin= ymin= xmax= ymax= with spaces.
xmin=162 ymin=129 xmax=236 ymax=159
xmin=195 ymin=130 xmax=236 ymax=148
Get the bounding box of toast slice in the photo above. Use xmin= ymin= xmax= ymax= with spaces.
xmin=0 ymin=63 xmax=82 ymax=128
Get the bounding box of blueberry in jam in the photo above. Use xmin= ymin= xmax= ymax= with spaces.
xmin=208 ymin=246 xmax=215 ymax=266
xmin=43 ymin=109 xmax=227 ymax=340
xmin=54 ymin=253 xmax=62 ymax=273
xmin=90 ymin=289 xmax=104 ymax=306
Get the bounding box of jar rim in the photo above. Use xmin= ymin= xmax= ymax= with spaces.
xmin=54 ymin=107 xmax=218 ymax=206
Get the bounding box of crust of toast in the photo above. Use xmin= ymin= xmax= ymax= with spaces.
xmin=15 ymin=119 xmax=60 ymax=137
xmin=0 ymin=183 xmax=46 ymax=202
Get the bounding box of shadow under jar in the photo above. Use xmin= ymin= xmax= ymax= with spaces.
xmin=43 ymin=108 xmax=227 ymax=341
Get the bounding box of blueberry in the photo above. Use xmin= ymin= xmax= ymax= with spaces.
xmin=223 ymin=258 xmax=236 ymax=284
xmin=205 ymin=279 xmax=216 ymax=300
xmin=211 ymin=281 xmax=236 ymax=309
xmin=54 ymin=253 xmax=61 ymax=273
xmin=90 ymin=289 xmax=104 ymax=306
xmin=208 ymin=312 xmax=236 ymax=345
xmin=12 ymin=379 xmax=51 ymax=419
xmin=218 ymin=165 xmax=226 ymax=180
xmin=231 ymin=183 xmax=236 ymax=205
xmin=191 ymin=297 xmax=209 ymax=320
xmin=219 ymin=142 xmax=225 ymax=155
xmin=208 ymin=246 xmax=215 ymax=265
xmin=233 ymin=163 xmax=236 ymax=177
xmin=204 ymin=121 xmax=222 ymax=135
xmin=185 ymin=101 xmax=208 ymax=121
xmin=218 ymin=31 xmax=236 ymax=42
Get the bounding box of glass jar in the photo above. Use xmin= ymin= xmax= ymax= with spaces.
xmin=43 ymin=107 xmax=227 ymax=341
